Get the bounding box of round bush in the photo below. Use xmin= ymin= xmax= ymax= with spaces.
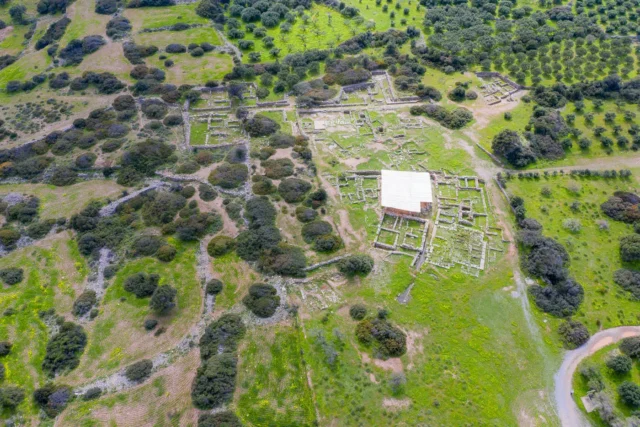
xmin=0 ymin=341 xmax=12 ymax=356
xmin=181 ymin=186 xmax=196 ymax=198
xmin=243 ymin=283 xmax=280 ymax=318
xmin=0 ymin=268 xmax=24 ymax=285
xmin=156 ymin=245 xmax=177 ymax=262
xmin=72 ymin=290 xmax=97 ymax=316
xmin=166 ymin=43 xmax=186 ymax=53
xmin=125 ymin=359 xmax=153 ymax=382
xmin=350 ymin=304 xmax=367 ymax=320
xmin=208 ymin=163 xmax=248 ymax=189
xmin=144 ymin=319 xmax=158 ymax=330
xmin=207 ymin=235 xmax=236 ymax=257
xmin=302 ymin=220 xmax=333 ymax=243
xmin=278 ymin=178 xmax=312 ymax=203
xmin=82 ymin=387 xmax=102 ymax=401
xmin=206 ymin=279 xmax=223 ymax=295
xmin=607 ymin=354 xmax=633 ymax=374
xmin=75 ymin=152 xmax=97 ymax=169
xmin=163 ymin=114 xmax=183 ymax=126
xmin=198 ymin=184 xmax=217 ymax=201
xmin=337 ymin=254 xmax=374 ymax=277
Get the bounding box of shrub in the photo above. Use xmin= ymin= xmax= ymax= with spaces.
xmin=96 ymin=0 xmax=117 ymax=14
xmin=50 ymin=167 xmax=78 ymax=186
xmin=208 ymin=163 xmax=248 ymax=189
xmin=356 ymin=318 xmax=406 ymax=358
xmin=199 ymin=314 xmax=245 ymax=359
xmin=278 ymin=178 xmax=312 ymax=203
xmin=163 ymin=114 xmax=183 ymax=126
xmin=607 ymin=354 xmax=633 ymax=374
xmin=619 ymin=382 xmax=640 ymax=407
xmin=614 ymin=269 xmax=640 ymax=299
xmin=181 ymin=185 xmax=196 ymax=198
xmin=558 ymin=320 xmax=589 ymax=349
xmin=72 ymin=290 xmax=97 ymax=316
xmin=601 ymin=193 xmax=640 ymax=224
xmin=243 ymin=283 xmax=280 ymax=318
xmin=75 ymin=152 xmax=97 ymax=169
xmin=156 ymin=245 xmax=177 ymax=262
xmin=0 ymin=228 xmax=21 ymax=248
xmin=245 ymin=197 xmax=277 ymax=228
xmin=621 ymin=337 xmax=640 ymax=358
xmin=314 ymin=234 xmax=342 ymax=252
xmin=0 ymin=341 xmax=12 ymax=356
xmin=302 ymin=221 xmax=333 ymax=243
xmin=33 ymin=383 xmax=72 ymax=417
xmin=42 ymin=322 xmax=87 ymax=376
xmin=257 ymin=244 xmax=307 ymax=277
xmin=206 ymin=279 xmax=223 ymax=295
xmin=150 ymin=285 xmax=177 ymax=314
xmin=113 ymin=94 xmax=136 ymax=111
xmin=562 ymin=218 xmax=582 ymax=233
xmin=0 ymin=386 xmax=25 ymax=408
xmin=166 ymin=43 xmax=186 ymax=53
xmin=198 ymin=184 xmax=217 ymax=201
xmin=125 ymin=359 xmax=153 ymax=382
xmin=130 ymin=235 xmax=164 ymax=257
xmin=269 ymin=132 xmax=295 ymax=148
xmin=83 ymin=387 xmax=102 ymax=401
xmin=207 ymin=236 xmax=236 ymax=257
xmin=243 ymin=114 xmax=280 ymax=137
xmin=252 ymin=175 xmax=276 ymax=195
xmin=350 ymin=304 xmax=367 ymax=320
xmin=0 ymin=268 xmax=23 ymax=285
xmin=236 ymin=226 xmax=281 ymax=261
xmin=337 ymin=254 xmax=374 ymax=277
xmin=295 ymin=206 xmax=317 ymax=223
xmin=262 ymin=158 xmax=294 ymax=179
xmin=124 ymin=273 xmax=160 ymax=298
xmin=621 ymin=235 xmax=640 ymax=262
xmin=491 ymin=129 xmax=536 ymax=168
xmin=191 ymin=353 xmax=237 ymax=409
xmin=144 ymin=319 xmax=158 ymax=330
xmin=141 ymin=99 xmax=168 ymax=119
xmin=198 ymin=412 xmax=242 ymax=427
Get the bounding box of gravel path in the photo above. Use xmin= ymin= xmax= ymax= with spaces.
xmin=554 ymin=326 xmax=640 ymax=427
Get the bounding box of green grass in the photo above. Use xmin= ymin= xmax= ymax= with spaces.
xmin=297 ymin=257 xmax=557 ymax=425
xmin=236 ymin=325 xmax=316 ymax=426
xmin=0 ymin=234 xmax=87 ymax=419
xmin=0 ymin=49 xmax=51 ymax=89
xmin=0 ymin=181 xmax=125 ymax=219
xmin=506 ymin=172 xmax=640 ymax=340
xmin=210 ymin=252 xmax=258 ymax=310
xmin=59 ymin=0 xmax=111 ymax=46
xmin=573 ymin=343 xmax=640 ymax=425
xmin=478 ymin=98 xmax=536 ymax=144
xmin=231 ymin=5 xmax=350 ymax=62
xmin=134 ymin=26 xmax=221 ymax=47
xmin=0 ymin=25 xmax=30 ymax=55
xmin=146 ymin=52 xmax=233 ymax=85
xmin=123 ymin=4 xmax=208 ymax=31
xmin=70 ymin=239 xmax=202 ymax=382
xmin=189 ymin=120 xmax=209 ymax=146
xmin=340 ymin=0 xmax=425 ymax=32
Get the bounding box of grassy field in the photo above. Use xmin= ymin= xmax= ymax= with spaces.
xmin=0 ymin=181 xmax=125 ymax=219
xmin=134 ymin=26 xmax=221 ymax=48
xmin=210 ymin=252 xmax=258 ymax=310
xmin=235 ymin=324 xmax=316 ymax=426
xmin=60 ymin=0 xmax=111 ymax=45
xmin=146 ymin=51 xmax=233 ymax=85
xmin=67 ymin=239 xmax=202 ymax=384
xmin=573 ymin=343 xmax=640 ymax=425
xmin=0 ymin=233 xmax=87 ymax=419
xmin=296 ymin=257 xmax=557 ymax=425
xmin=124 ymin=3 xmax=209 ymax=31
xmin=230 ymin=4 xmax=351 ymax=62
xmin=340 ymin=0 xmax=424 ymax=32
xmin=0 ymin=49 xmax=51 ymax=89
xmin=506 ymin=171 xmax=640 ymax=340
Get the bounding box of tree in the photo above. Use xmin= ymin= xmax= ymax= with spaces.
xmin=558 ymin=320 xmax=589 ymax=349
xmin=337 ymin=254 xmax=374 ymax=276
xmin=607 ymin=354 xmax=632 ymax=374
xmin=620 ymin=337 xmax=640 ymax=358
xmin=0 ymin=386 xmax=25 ymax=408
xmin=242 ymin=283 xmax=280 ymax=318
xmin=125 ymin=359 xmax=153 ymax=382
xmin=42 ymin=322 xmax=87 ymax=376
xmin=9 ymin=5 xmax=27 ymax=24
xmin=124 ymin=273 xmax=159 ymax=298
xmin=0 ymin=341 xmax=11 ymax=356
xmin=620 ymin=234 xmax=640 ymax=262
xmin=619 ymin=382 xmax=640 ymax=407
xmin=207 ymin=236 xmax=236 ymax=257
xmin=150 ymin=285 xmax=177 ymax=314
xmin=491 ymin=130 xmax=536 ymax=168
xmin=350 ymin=304 xmax=367 ymax=320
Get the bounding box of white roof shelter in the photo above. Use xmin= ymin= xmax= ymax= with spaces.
xmin=380 ymin=170 xmax=432 ymax=213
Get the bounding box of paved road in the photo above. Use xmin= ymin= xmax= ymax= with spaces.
xmin=554 ymin=326 xmax=640 ymax=427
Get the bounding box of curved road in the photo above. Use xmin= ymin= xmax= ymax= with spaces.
xmin=554 ymin=326 xmax=640 ymax=427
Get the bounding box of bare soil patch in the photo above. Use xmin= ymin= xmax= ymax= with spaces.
xmin=383 ymin=397 xmax=411 ymax=410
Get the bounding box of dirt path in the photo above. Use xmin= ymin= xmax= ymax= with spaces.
xmin=554 ymin=326 xmax=640 ymax=427
xmin=523 ymin=155 xmax=640 ymax=174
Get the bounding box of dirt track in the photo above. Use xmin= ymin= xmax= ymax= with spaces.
xmin=554 ymin=326 xmax=640 ymax=427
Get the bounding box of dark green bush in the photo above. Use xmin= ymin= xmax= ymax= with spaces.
xmin=124 ymin=273 xmax=160 ymax=298
xmin=33 ymin=383 xmax=73 ymax=417
xmin=42 ymin=322 xmax=87 ymax=376
xmin=208 ymin=163 xmax=248 ymax=189
xmin=207 ymin=235 xmax=236 ymax=257
xmin=350 ymin=304 xmax=367 ymax=320
xmin=257 ymin=244 xmax=306 ymax=277
xmin=206 ymin=279 xmax=223 ymax=295
xmin=242 ymin=283 xmax=280 ymax=318
xmin=130 ymin=235 xmax=164 ymax=257
xmin=302 ymin=221 xmax=333 ymax=243
xmin=337 ymin=254 xmax=374 ymax=277
xmin=278 ymin=178 xmax=312 ymax=203
xmin=0 ymin=268 xmax=23 ymax=285
xmin=356 ymin=318 xmax=406 ymax=358
xmin=262 ymin=158 xmax=294 ymax=179
xmin=199 ymin=314 xmax=245 ymax=360
xmin=125 ymin=359 xmax=153 ymax=382
xmin=191 ymin=353 xmax=237 ymax=409
xmin=82 ymin=387 xmax=102 ymax=401
xmin=243 ymin=114 xmax=280 ymax=137
xmin=0 ymin=341 xmax=12 ymax=356
xmin=198 ymin=412 xmax=242 ymax=427
xmin=198 ymin=184 xmax=217 ymax=201
xmin=0 ymin=386 xmax=25 ymax=408
xmin=150 ymin=285 xmax=177 ymax=314
xmin=144 ymin=319 xmax=158 ymax=330
xmin=156 ymin=245 xmax=177 ymax=262
xmin=72 ymin=290 xmax=97 ymax=316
